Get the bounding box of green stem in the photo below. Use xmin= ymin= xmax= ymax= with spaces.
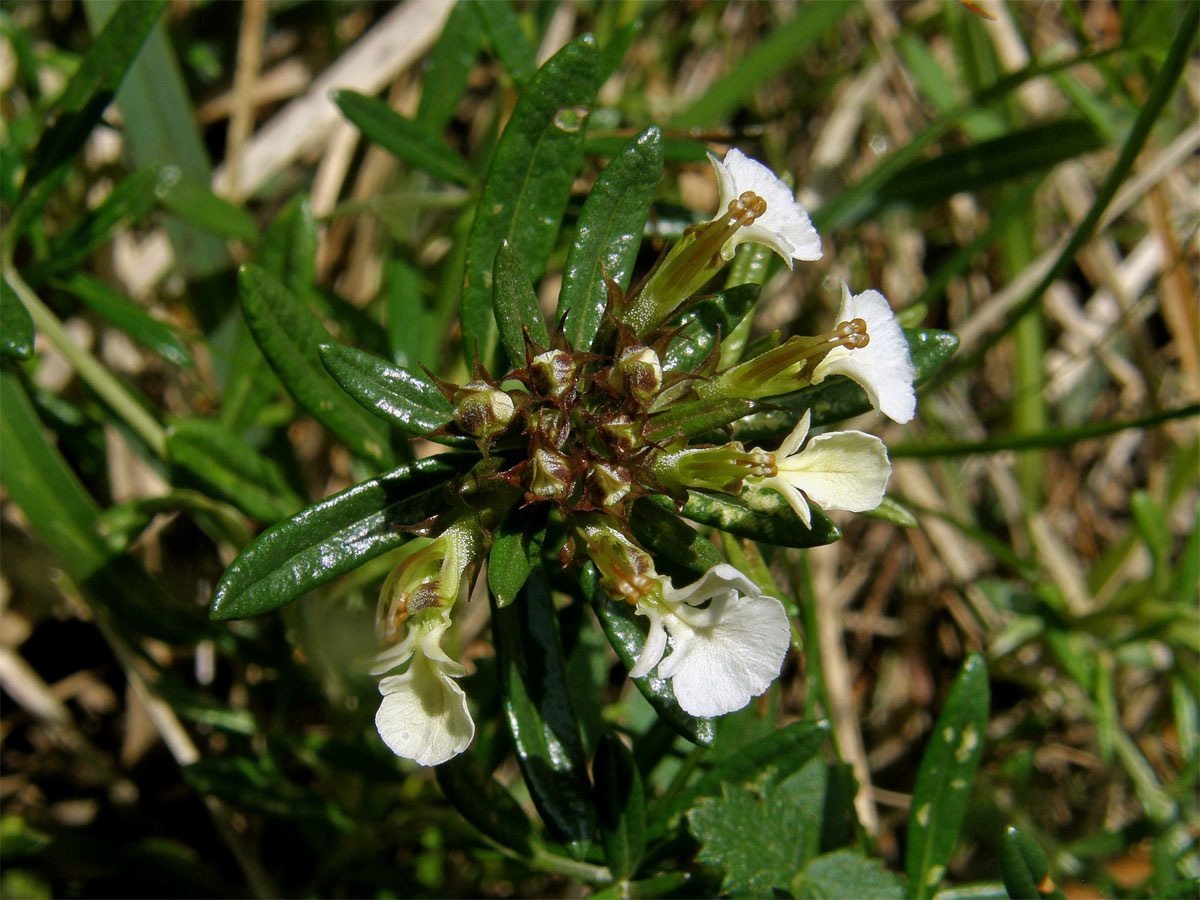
xmin=4 ymin=266 xmax=166 ymax=457
xmin=528 ymin=845 xmax=611 ymax=883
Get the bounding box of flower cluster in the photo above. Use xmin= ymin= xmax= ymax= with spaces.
xmin=371 ymin=149 xmax=917 ymax=765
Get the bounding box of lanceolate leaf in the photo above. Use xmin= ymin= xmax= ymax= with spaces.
xmin=730 ymin=329 xmax=958 ymax=444
xmin=582 ymin=563 xmax=715 ymax=747
xmin=491 ymin=567 xmax=596 ymax=857
xmin=629 ymin=498 xmax=725 ymax=576
xmin=558 ymin=127 xmax=663 ymax=353
xmin=166 ymin=419 xmax=302 ymax=523
xmin=460 ymin=34 xmax=602 ymax=372
xmin=237 ymin=264 xmax=393 ymax=467
xmin=211 ymin=457 xmax=466 ymax=620
xmin=1 ymin=277 xmax=34 ymax=360
xmin=644 ymin=490 xmax=841 ymax=550
xmin=487 ymin=505 xmax=546 ymax=608
xmin=471 ymin=0 xmax=536 ymax=88
xmin=662 ymin=284 xmax=761 ymax=373
xmin=332 ymin=90 xmax=474 ymax=186
xmin=593 ymin=732 xmax=646 ymax=882
xmin=646 ymin=397 xmax=759 ymax=442
xmin=492 ymin=241 xmax=549 ymax=370
xmin=435 ymin=752 xmax=534 ymax=856
xmin=906 ymin=654 xmax=990 ymax=899
xmin=155 ymin=167 xmax=259 ymax=243
xmin=318 ymin=343 xmax=468 ymax=445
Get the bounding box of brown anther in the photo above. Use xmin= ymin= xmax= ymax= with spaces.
xmin=746 ymin=449 xmax=777 ymax=478
xmin=835 ymin=317 xmax=870 ymax=349
xmin=727 ymin=191 xmax=767 ymax=227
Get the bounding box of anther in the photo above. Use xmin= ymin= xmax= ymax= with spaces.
xmin=835 ymin=318 xmax=869 ymax=350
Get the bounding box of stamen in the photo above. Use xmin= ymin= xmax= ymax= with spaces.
xmin=835 ymin=318 xmax=869 ymax=350
xmin=744 ymin=449 xmax=777 ymax=478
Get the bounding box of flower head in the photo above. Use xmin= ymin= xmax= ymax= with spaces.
xmin=709 ymin=148 xmax=822 ymax=267
xmin=747 ymin=409 xmax=891 ymax=528
xmin=373 ymin=617 xmax=474 ymax=766
xmin=630 ymin=564 xmax=790 ymax=717
xmin=812 ymin=283 xmax=916 ymax=423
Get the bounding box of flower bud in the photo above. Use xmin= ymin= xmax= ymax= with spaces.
xmin=452 ymin=381 xmax=516 ymax=440
xmin=528 ymin=446 xmax=574 ymax=500
xmin=587 ymin=461 xmax=632 ymax=508
xmin=597 ymin=412 xmax=640 ymax=455
xmin=530 ymin=349 xmax=577 ymax=401
xmin=610 ymin=346 xmax=663 ymax=405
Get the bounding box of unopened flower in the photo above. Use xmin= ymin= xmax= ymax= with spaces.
xmin=709 ymin=148 xmax=821 ymax=266
xmin=373 ymin=617 xmax=473 ymax=766
xmin=746 ymin=410 xmax=890 ymax=528
xmin=811 ymin=283 xmax=916 ymax=424
xmin=629 ymin=564 xmax=790 ymax=718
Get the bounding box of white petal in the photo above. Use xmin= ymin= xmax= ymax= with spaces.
xmin=629 ymin=602 xmax=668 ymax=678
xmin=370 ymin=629 xmax=418 ymax=676
xmin=376 ymin=654 xmax=474 ymax=766
xmin=666 ymin=562 xmax=761 ymax=607
xmin=657 ymin=592 xmax=790 ymax=717
xmin=758 ymin=475 xmax=813 ymax=528
xmin=777 ymin=409 xmax=812 ymax=458
xmin=813 ymin=286 xmax=916 ymax=423
xmin=778 ymin=431 xmax=891 ymax=513
xmin=711 ymin=148 xmax=821 ymax=265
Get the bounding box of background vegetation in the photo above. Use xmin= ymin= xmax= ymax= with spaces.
xmin=0 ymin=0 xmax=1196 ymax=897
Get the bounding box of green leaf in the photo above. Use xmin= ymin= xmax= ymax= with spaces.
xmin=629 ymin=498 xmax=724 ymax=577
xmin=435 ymin=751 xmax=534 ymax=855
xmin=581 ymin=563 xmax=714 ymax=747
xmin=331 ymin=90 xmax=474 ymax=186
xmin=906 ymin=654 xmax=990 ymax=899
xmin=154 ymin=167 xmax=259 ymax=242
xmin=583 ymin=133 xmax=710 ymax=163
xmin=1 ymin=277 xmax=34 ymax=360
xmin=416 ymin=0 xmax=484 ymax=134
xmin=593 ymin=732 xmax=646 ymax=882
xmin=210 ymin=457 xmax=464 ymax=620
xmin=643 ymin=491 xmax=841 ymax=550
xmin=731 ymin=330 xmax=959 ymax=445
xmin=317 ymin=343 xmax=468 ymax=445
xmin=492 ymin=241 xmax=549 ymax=369
xmin=472 ymin=0 xmax=535 ymax=87
xmin=662 ymin=284 xmax=760 ymax=373
xmin=792 ymin=849 xmax=906 ymax=900
xmin=237 ymin=264 xmax=393 ymax=466
xmin=998 ymin=826 xmax=1060 ymax=900
xmin=864 ymin=496 xmax=918 ymax=528
xmin=646 ymin=397 xmax=760 ymax=442
xmin=688 ymin=757 xmax=828 ymax=897
xmin=932 ymin=884 xmax=1008 ymax=900
xmin=53 ymin=271 xmax=192 ymax=368
xmin=491 ymin=567 xmax=595 ymax=857
xmin=460 ymin=33 xmax=601 ymax=372
xmin=660 ymin=719 xmax=829 ymax=826
xmin=487 ymin=506 xmax=546 ymax=608
xmin=670 ymin=1 xmax=853 ymax=128
xmin=166 ymin=419 xmax=302 ymax=523
xmin=13 ymin=0 xmax=167 ymax=232
xmin=558 ymin=126 xmax=663 ymax=353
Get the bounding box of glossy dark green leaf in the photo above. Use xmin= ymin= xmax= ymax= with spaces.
xmin=53 ymin=271 xmax=192 ymax=368
xmin=488 ymin=506 xmax=546 ymax=608
xmin=659 ymin=719 xmax=829 ymax=826
xmin=435 ymin=752 xmax=534 ymax=855
xmin=154 ymin=167 xmax=259 ymax=242
xmin=491 ymin=567 xmax=595 ymax=857
xmin=461 ymin=34 xmax=601 ymax=371
xmin=166 ymin=418 xmax=302 ymax=523
xmin=581 ymin=562 xmax=715 ymax=746
xmin=238 ymin=264 xmax=392 ymax=466
xmin=584 ymin=134 xmax=710 ymax=164
xmin=492 ymin=241 xmax=549 ymax=369
xmin=210 ymin=457 xmax=464 ymax=620
xmin=629 ymin=498 xmax=725 ymax=576
xmin=1 ymin=277 xmax=34 ymax=360
xmin=1 ymin=369 xmax=207 ymax=643
xmin=906 ymin=654 xmax=990 ymax=899
xmin=594 ymin=732 xmax=646 ymax=881
xmin=317 ymin=343 xmax=468 ymax=445
xmin=332 ymin=90 xmax=474 ymax=186
xmin=646 ymin=397 xmax=759 ymax=442
xmin=875 ymin=120 xmax=1106 ymax=214
xmin=731 ymin=330 xmax=959 ymax=444
xmin=472 ymin=0 xmax=535 ymax=87
xmin=416 ymin=0 xmax=483 ymax=133
xmin=599 ymin=18 xmax=642 ymax=80
xmin=644 ymin=490 xmax=841 ymax=550
xmin=662 ymin=284 xmax=760 ymax=373
xmin=559 ymin=127 xmax=662 ymax=353
xmin=13 ymin=0 xmax=167 ymax=233
xmin=998 ymin=826 xmax=1061 ymax=900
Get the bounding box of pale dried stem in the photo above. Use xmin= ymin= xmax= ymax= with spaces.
xmin=225 ymin=0 xmax=269 ymax=204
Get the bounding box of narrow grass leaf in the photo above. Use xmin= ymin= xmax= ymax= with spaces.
xmin=1 ymin=277 xmax=34 ymax=359
xmin=416 ymin=0 xmax=484 ymax=134
xmin=155 ymin=167 xmax=259 ymax=242
xmin=559 ymin=127 xmax=662 ymax=352
xmin=461 ymin=34 xmax=601 ymax=372
xmin=472 ymin=0 xmax=535 ymax=87
xmin=210 ymin=457 xmax=465 ymax=620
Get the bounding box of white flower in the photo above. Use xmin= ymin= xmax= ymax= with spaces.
xmin=373 ymin=619 xmax=474 ymax=766
xmin=751 ymin=409 xmax=891 ymax=529
xmin=630 ymin=564 xmax=790 ymax=717
xmin=812 ymin=283 xmax=916 ymax=423
xmin=710 ymin=147 xmax=822 ymax=267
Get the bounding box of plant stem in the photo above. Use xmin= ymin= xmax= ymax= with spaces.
xmin=528 ymin=845 xmax=611 ymax=883
xmin=3 ymin=267 xmax=167 ymax=457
